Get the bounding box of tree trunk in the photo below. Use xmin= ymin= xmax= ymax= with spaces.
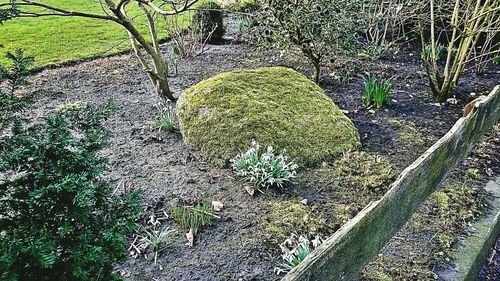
xmin=313 ymin=61 xmax=320 ymax=84
xmin=156 ymin=75 xmax=177 ymax=102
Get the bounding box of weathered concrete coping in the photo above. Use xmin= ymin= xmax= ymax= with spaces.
xmin=438 ymin=176 xmax=500 ymax=281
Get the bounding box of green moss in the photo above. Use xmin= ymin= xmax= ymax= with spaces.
xmin=333 ymin=151 xmax=393 ymax=191
xmin=388 ymin=118 xmax=426 ymax=147
xmin=465 ymin=168 xmax=482 ymax=180
xmin=226 ymin=0 xmax=259 ymax=12
xmin=56 ymin=101 xmax=88 ymax=113
xmin=176 ymin=67 xmax=360 ymax=167
xmin=363 ymin=267 xmax=393 ymax=281
xmin=433 ymin=192 xmax=450 ymax=210
xmin=264 ymin=201 xmax=328 ymax=243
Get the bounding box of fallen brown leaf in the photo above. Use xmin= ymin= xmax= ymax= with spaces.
xmin=245 ymin=186 xmax=255 ymax=197
xmin=186 ymin=229 xmax=194 ymax=247
xmin=212 ymin=201 xmax=224 ymax=211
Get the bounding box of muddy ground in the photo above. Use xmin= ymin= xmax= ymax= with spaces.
xmin=23 ymin=32 xmax=499 ymax=280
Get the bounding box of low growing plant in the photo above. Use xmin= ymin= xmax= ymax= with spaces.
xmin=274 ymin=234 xmax=323 ymax=275
xmin=363 ymin=77 xmax=392 ymax=109
xmin=0 ymin=98 xmax=142 ymax=281
xmin=421 ymin=43 xmax=445 ymax=62
xmin=235 ymin=15 xmax=254 ymax=41
xmin=230 ymin=140 xmax=298 ymax=190
xmin=1 ymin=53 xmax=143 ymax=279
xmin=137 ymin=225 xmax=176 ymax=265
xmin=170 ymin=201 xmax=216 ymax=236
xmin=153 ymin=102 xmax=176 ymax=132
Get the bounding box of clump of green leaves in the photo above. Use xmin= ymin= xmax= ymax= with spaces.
xmin=421 ymin=43 xmax=445 ymax=62
xmin=227 ymin=0 xmax=259 ymax=12
xmin=363 ymin=77 xmax=392 ymax=109
xmin=192 ymin=1 xmax=225 ymax=43
xmin=274 ymin=234 xmax=323 ymax=275
xmin=153 ymin=102 xmax=176 ymax=132
xmin=235 ymin=15 xmax=254 ymax=41
xmin=256 ymin=0 xmax=366 ymax=83
xmin=137 ymin=225 xmax=176 ymax=265
xmin=230 ymin=140 xmax=298 ymax=190
xmin=171 ymin=201 xmax=216 ymax=236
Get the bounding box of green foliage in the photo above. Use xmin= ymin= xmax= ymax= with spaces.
xmin=192 ymin=1 xmax=225 ymax=43
xmin=420 ymin=43 xmax=445 ymax=62
xmin=176 ymin=67 xmax=361 ymax=167
xmin=56 ymin=101 xmax=89 ymax=114
xmin=265 ymin=201 xmax=328 ymax=243
xmin=363 ymin=77 xmax=392 ymax=109
xmin=0 ymin=48 xmax=34 ymax=86
xmin=256 ymin=0 xmax=366 ymax=83
xmin=170 ymin=201 xmax=215 ymax=235
xmin=274 ymin=234 xmax=323 ymax=275
xmin=430 ymin=182 xmax=487 ymax=265
xmin=230 ymin=140 xmax=298 ymax=190
xmin=153 ymin=102 xmax=176 ymax=132
xmin=0 ymin=97 xmax=142 ymax=281
xmin=236 ymin=15 xmax=254 ymax=36
xmin=0 ymin=3 xmax=19 ymax=25
xmin=227 ymin=0 xmax=259 ymax=12
xmin=0 ymin=48 xmax=34 ymax=128
xmin=137 ymin=225 xmax=175 ymax=265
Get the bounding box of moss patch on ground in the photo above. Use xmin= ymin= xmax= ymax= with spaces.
xmin=388 ymin=118 xmax=427 ymax=147
xmin=301 ymin=151 xmax=394 ymax=197
xmin=176 ymin=67 xmax=360 ymax=167
xmin=263 ymin=151 xmax=394 ymax=244
xmin=263 ymin=200 xmax=329 ymax=243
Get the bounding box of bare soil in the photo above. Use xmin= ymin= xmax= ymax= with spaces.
xmin=24 ymin=35 xmax=499 ymax=280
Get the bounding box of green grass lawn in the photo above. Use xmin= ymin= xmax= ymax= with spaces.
xmin=0 ymin=0 xmax=188 ymax=67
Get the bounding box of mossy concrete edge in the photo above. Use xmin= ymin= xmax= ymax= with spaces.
xmin=439 ymin=176 xmax=500 ymax=281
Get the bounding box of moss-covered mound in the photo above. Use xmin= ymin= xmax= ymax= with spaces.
xmin=176 ymin=67 xmax=360 ymax=166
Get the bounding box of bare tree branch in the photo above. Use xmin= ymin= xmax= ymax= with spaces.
xmin=0 ymin=0 xmax=120 ymax=22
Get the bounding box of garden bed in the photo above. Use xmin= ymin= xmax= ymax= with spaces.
xmin=23 ymin=38 xmax=499 ymax=280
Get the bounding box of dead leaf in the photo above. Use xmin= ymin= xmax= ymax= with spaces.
xmin=245 ymin=186 xmax=255 ymax=197
xmin=185 ymin=229 xmax=194 ymax=247
xmin=212 ymin=201 xmax=224 ymax=211
xmin=300 ymin=198 xmax=308 ymax=205
xmin=208 ymin=169 xmax=221 ymax=179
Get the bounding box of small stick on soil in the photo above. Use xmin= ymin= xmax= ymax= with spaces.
xmin=187 ymin=206 xmax=221 ymax=219
xmin=112 ymin=179 xmax=124 ymax=196
xmin=128 ymin=235 xmax=141 ymax=255
xmin=153 ymin=169 xmax=170 ymax=173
